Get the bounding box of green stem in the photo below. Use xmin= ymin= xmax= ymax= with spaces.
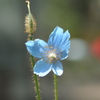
xmin=34 ymin=74 xmax=41 ymax=100
xmin=29 ymin=36 xmax=41 ymax=100
xmin=54 ymin=74 xmax=58 ymax=100
xmin=25 ymin=1 xmax=41 ymax=100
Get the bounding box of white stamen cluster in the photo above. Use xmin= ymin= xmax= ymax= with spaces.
xmin=48 ymin=52 xmax=57 ymax=63
xmin=43 ymin=47 xmax=61 ymax=63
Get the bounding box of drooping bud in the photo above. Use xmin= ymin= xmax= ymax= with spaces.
xmin=25 ymin=0 xmax=36 ymax=34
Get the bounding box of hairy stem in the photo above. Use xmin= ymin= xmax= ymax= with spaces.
xmin=34 ymin=74 xmax=41 ymax=100
xmin=25 ymin=1 xmax=41 ymax=100
xmin=29 ymin=36 xmax=41 ymax=100
xmin=30 ymin=55 xmax=41 ymax=100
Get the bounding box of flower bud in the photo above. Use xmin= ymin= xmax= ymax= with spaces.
xmin=25 ymin=1 xmax=36 ymax=34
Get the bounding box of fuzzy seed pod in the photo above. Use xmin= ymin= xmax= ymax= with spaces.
xmin=25 ymin=14 xmax=36 ymax=34
xmin=25 ymin=1 xmax=36 ymax=34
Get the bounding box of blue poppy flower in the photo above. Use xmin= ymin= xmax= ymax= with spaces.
xmin=25 ymin=26 xmax=70 ymax=77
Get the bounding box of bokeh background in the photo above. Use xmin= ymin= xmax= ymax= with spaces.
xmin=0 ymin=0 xmax=100 ymax=100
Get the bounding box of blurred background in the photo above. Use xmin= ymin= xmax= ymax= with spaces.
xmin=0 ymin=0 xmax=100 ymax=100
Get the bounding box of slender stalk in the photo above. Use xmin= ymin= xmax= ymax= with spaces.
xmin=54 ymin=74 xmax=58 ymax=100
xmin=25 ymin=1 xmax=41 ymax=99
xmin=29 ymin=35 xmax=41 ymax=100
xmin=30 ymin=53 xmax=41 ymax=100
xmin=34 ymin=74 xmax=41 ymax=100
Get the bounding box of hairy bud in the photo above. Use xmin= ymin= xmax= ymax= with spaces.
xmin=25 ymin=1 xmax=36 ymax=34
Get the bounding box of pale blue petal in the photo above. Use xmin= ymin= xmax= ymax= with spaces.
xmin=48 ymin=26 xmax=63 ymax=48
xmin=48 ymin=27 xmax=70 ymax=52
xmin=59 ymin=30 xmax=70 ymax=51
xmin=51 ymin=61 xmax=63 ymax=76
xmin=60 ymin=40 xmax=70 ymax=52
xmin=34 ymin=59 xmax=51 ymax=77
xmin=25 ymin=39 xmax=49 ymax=58
xmin=60 ymin=50 xmax=69 ymax=60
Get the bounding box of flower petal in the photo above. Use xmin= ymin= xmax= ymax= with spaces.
xmin=60 ymin=50 xmax=69 ymax=60
xmin=48 ymin=26 xmax=63 ymax=48
xmin=34 ymin=59 xmax=51 ymax=77
xmin=59 ymin=30 xmax=70 ymax=51
xmin=51 ymin=60 xmax=63 ymax=76
xmin=25 ymin=39 xmax=49 ymax=58
xmin=48 ymin=27 xmax=70 ymax=52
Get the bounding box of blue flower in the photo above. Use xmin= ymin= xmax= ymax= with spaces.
xmin=25 ymin=26 xmax=70 ymax=77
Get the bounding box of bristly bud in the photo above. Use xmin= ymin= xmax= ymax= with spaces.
xmin=25 ymin=0 xmax=36 ymax=34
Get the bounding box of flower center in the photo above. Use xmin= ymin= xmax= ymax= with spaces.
xmin=48 ymin=52 xmax=57 ymax=63
xmin=43 ymin=47 xmax=61 ymax=63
